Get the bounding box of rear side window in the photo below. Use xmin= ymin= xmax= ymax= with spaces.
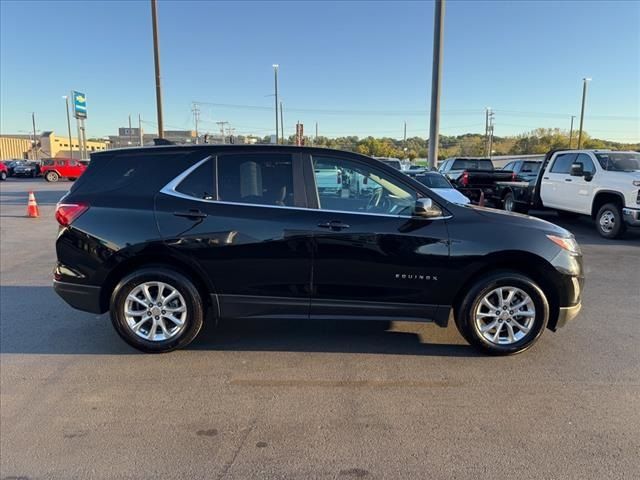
xmin=217 ymin=154 xmax=294 ymax=206
xmin=550 ymin=153 xmax=577 ymax=173
xmin=522 ymin=162 xmax=541 ymax=173
xmin=176 ymin=158 xmax=214 ymax=200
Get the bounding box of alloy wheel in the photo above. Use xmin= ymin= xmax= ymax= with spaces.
xmin=474 ymin=287 xmax=536 ymax=345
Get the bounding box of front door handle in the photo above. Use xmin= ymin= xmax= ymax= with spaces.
xmin=173 ymin=209 xmax=208 ymax=220
xmin=317 ymin=220 xmax=350 ymax=231
xmin=565 ymin=178 xmax=572 ymax=182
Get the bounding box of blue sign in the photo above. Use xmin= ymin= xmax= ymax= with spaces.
xmin=72 ymin=91 xmax=87 ymax=119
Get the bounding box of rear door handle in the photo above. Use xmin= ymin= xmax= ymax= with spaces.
xmin=173 ymin=209 xmax=208 ymax=220
xmin=565 ymin=178 xmax=572 ymax=182
xmin=317 ymin=220 xmax=350 ymax=231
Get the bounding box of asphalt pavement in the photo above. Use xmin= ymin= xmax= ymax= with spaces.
xmin=1 ymin=178 xmax=639 ymax=479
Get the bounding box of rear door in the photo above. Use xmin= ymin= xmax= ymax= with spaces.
xmin=154 ymin=149 xmax=314 ymax=320
xmin=541 ymin=152 xmax=577 ymax=210
xmin=304 ymin=153 xmax=451 ymax=324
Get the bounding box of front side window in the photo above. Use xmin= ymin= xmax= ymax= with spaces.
xmin=574 ymin=153 xmax=596 ymax=175
xmin=550 ymin=153 xmax=577 ymax=174
xmin=312 ymin=156 xmax=416 ymax=216
xmin=217 ymin=154 xmax=294 ymax=206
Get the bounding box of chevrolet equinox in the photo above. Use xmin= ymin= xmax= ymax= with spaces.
xmin=54 ymin=145 xmax=583 ymax=355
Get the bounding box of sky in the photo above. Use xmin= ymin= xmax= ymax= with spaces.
xmin=1 ymin=0 xmax=639 ymax=142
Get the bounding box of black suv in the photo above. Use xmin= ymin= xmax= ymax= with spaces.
xmin=54 ymin=145 xmax=583 ymax=355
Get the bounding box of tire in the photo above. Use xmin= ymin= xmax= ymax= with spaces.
xmin=0 ymin=171 xmax=6 ymax=181
xmin=596 ymin=203 xmax=626 ymax=239
xmin=110 ymin=268 xmax=205 ymax=353
xmin=45 ymin=171 xmax=59 ymax=182
xmin=503 ymin=191 xmax=523 ymax=213
xmin=455 ymin=271 xmax=549 ymax=355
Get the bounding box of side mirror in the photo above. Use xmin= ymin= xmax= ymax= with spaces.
xmin=413 ymin=198 xmax=443 ymax=218
xmin=570 ymin=163 xmax=584 ymax=177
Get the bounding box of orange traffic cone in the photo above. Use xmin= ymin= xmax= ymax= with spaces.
xmin=27 ymin=191 xmax=39 ymax=218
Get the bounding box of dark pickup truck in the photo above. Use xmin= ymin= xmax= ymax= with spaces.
xmin=438 ymin=157 xmax=514 ymax=204
xmin=492 ymin=159 xmax=543 ymax=211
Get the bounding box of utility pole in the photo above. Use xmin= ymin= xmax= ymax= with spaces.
xmin=272 ymin=64 xmax=279 ymax=144
xmin=427 ymin=0 xmax=445 ymax=169
xmin=488 ymin=113 xmax=495 ymax=159
xmin=31 ymin=112 xmax=38 ymax=160
xmin=151 ymin=0 xmax=164 ymax=138
xmin=577 ymin=78 xmax=591 ymax=148
xmin=484 ymin=107 xmax=490 ymax=155
xmin=315 ymin=122 xmax=318 ymax=140
xmin=403 ymin=121 xmax=407 ymax=146
xmin=192 ymin=103 xmax=200 ymax=144
xmin=279 ymin=101 xmax=284 ymax=144
xmin=63 ymin=96 xmax=73 ymax=159
xmin=216 ymin=121 xmax=229 ymax=144
xmin=138 ymin=114 xmax=143 ymax=146
xmin=128 ymin=114 xmax=133 ymax=146
xmin=568 ymin=115 xmax=575 ymax=148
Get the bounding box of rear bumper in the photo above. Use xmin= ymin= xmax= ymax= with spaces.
xmin=622 ymin=207 xmax=640 ymax=227
xmin=555 ymin=302 xmax=582 ymax=329
xmin=53 ymin=280 xmax=103 ymax=314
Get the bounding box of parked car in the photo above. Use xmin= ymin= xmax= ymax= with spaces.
xmin=42 ymin=158 xmax=87 ymax=182
xmin=414 ymin=171 xmax=470 ymax=204
xmin=54 ymin=145 xmax=583 ymax=355
xmin=493 ymin=160 xmax=542 ymax=211
xmin=438 ymin=157 xmax=514 ymax=204
xmin=495 ymin=149 xmax=640 ymax=238
xmin=374 ymin=157 xmax=403 ymax=170
xmin=13 ymin=161 xmax=41 ymax=178
xmin=0 ymin=162 xmax=8 ymax=181
xmin=405 ymin=164 xmax=427 ymax=177
xmin=4 ymin=159 xmax=26 ymax=176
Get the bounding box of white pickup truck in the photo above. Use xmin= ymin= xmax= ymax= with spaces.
xmin=495 ymin=149 xmax=640 ymax=239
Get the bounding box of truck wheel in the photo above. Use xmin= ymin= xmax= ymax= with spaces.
xmin=596 ymin=203 xmax=626 ymax=239
xmin=503 ymin=192 xmax=522 ymax=213
xmin=45 ymin=171 xmax=59 ymax=182
xmin=455 ymin=271 xmax=549 ymax=355
xmin=110 ymin=268 xmax=204 ymax=353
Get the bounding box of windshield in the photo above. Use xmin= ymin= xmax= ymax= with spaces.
xmin=595 ymin=153 xmax=640 ymax=172
xmin=381 ymin=160 xmax=402 ymax=170
xmin=416 ymin=173 xmax=452 ymax=189
xmin=451 ymin=159 xmax=493 ymax=170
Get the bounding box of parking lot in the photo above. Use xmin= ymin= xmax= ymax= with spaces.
xmin=1 ymin=177 xmax=639 ymax=479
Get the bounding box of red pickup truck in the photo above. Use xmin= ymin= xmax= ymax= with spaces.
xmin=42 ymin=158 xmax=87 ymax=182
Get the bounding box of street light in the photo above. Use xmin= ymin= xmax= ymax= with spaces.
xmin=577 ymin=77 xmax=591 ymax=149
xmin=272 ymin=64 xmax=279 ymax=144
xmin=62 ymin=96 xmax=73 ymax=159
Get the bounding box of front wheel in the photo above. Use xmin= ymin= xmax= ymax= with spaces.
xmin=0 ymin=171 xmax=6 ymax=181
xmin=455 ymin=271 xmax=549 ymax=355
xmin=110 ymin=268 xmax=205 ymax=353
xmin=45 ymin=171 xmax=59 ymax=182
xmin=596 ymin=203 xmax=626 ymax=239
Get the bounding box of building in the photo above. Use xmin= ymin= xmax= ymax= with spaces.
xmin=108 ymin=128 xmax=197 ymax=148
xmin=40 ymin=131 xmax=109 ymax=159
xmin=0 ymin=135 xmax=36 ymax=161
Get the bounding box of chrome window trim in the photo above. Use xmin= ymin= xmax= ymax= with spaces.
xmin=159 ymin=155 xmax=451 ymax=221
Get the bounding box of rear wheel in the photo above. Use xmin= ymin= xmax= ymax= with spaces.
xmin=45 ymin=171 xmax=59 ymax=182
xmin=0 ymin=171 xmax=6 ymax=181
xmin=110 ymin=268 xmax=204 ymax=353
xmin=455 ymin=271 xmax=549 ymax=355
xmin=503 ymin=191 xmax=524 ymax=213
xmin=596 ymin=203 xmax=626 ymax=239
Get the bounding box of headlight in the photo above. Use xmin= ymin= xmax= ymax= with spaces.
xmin=547 ymin=235 xmax=581 ymax=255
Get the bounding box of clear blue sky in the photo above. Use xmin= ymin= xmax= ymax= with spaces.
xmin=1 ymin=0 xmax=638 ymax=142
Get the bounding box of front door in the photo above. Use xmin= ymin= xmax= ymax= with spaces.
xmin=305 ymin=153 xmax=451 ymax=324
xmin=541 ymin=152 xmax=577 ymax=210
xmin=155 ymin=151 xmax=313 ymax=319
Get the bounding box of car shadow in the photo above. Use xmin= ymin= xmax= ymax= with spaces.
xmin=529 ymin=210 xmax=640 ymax=247
xmin=0 ymin=286 xmax=477 ymax=357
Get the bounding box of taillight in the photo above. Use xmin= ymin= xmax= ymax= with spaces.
xmin=460 ymin=171 xmax=469 ymax=186
xmin=55 ymin=203 xmax=88 ymax=227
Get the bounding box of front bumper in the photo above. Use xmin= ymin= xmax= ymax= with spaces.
xmin=555 ymin=302 xmax=582 ymax=329
xmin=53 ymin=280 xmax=102 ymax=314
xmin=622 ymin=207 xmax=640 ymax=227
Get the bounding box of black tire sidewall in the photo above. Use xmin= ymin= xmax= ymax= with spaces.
xmin=0 ymin=171 xmax=6 ymax=181
xmin=503 ymin=192 xmax=515 ymax=212
xmin=596 ymin=203 xmax=624 ymax=239
xmin=110 ymin=268 xmax=204 ymax=353
xmin=457 ymin=272 xmax=549 ymax=355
